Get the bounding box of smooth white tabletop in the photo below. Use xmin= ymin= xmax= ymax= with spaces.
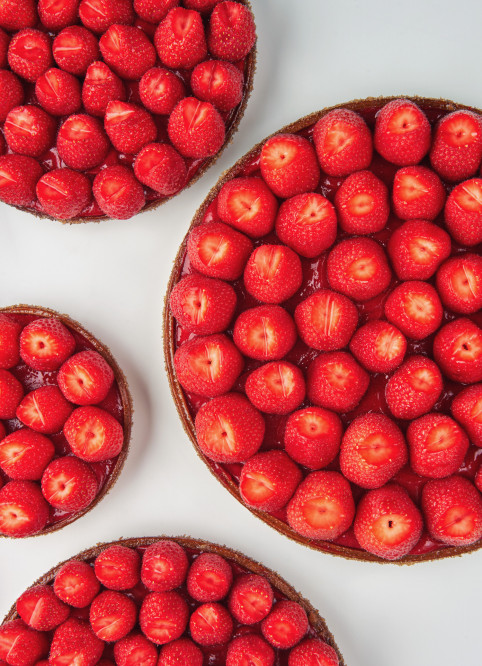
xmin=1 ymin=1 xmax=482 ymax=665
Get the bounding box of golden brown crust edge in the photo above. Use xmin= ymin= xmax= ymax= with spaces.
xmin=0 ymin=304 xmax=133 ymax=538
xmin=162 ymin=95 xmax=482 ymax=565
xmin=2 ymin=534 xmax=347 ymax=666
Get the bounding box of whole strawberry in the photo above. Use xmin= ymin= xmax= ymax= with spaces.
xmin=35 ymin=68 xmax=81 ymax=117
xmin=190 ymin=602 xmax=233 ymax=646
xmin=0 ymin=429 xmax=54 ymax=480
xmin=100 ymin=24 xmax=156 ymax=80
xmin=168 ymin=97 xmax=225 ymax=159
xmin=260 ymin=134 xmax=320 ymax=198
xmin=374 ymin=98 xmax=431 ymax=166
xmin=0 ymin=314 xmax=21 ymax=369
xmin=334 ymin=170 xmax=389 ymax=234
xmin=82 ymin=61 xmax=126 ymax=117
xmin=90 ymin=590 xmax=137 ymax=642
xmin=187 ymin=221 xmax=253 ymax=281
xmin=155 ymin=7 xmax=207 ymax=69
xmin=392 ymin=165 xmax=445 ymax=220
xmin=243 ymin=244 xmax=302 ymax=304
xmin=245 ymin=361 xmax=306 ymax=414
xmin=0 ymin=155 xmax=43 ymax=207
xmin=385 ymin=355 xmax=443 ymax=420
xmin=239 ymin=450 xmax=302 ymax=512
xmin=158 ymin=638 xmax=203 ymax=665
xmin=0 ymin=480 xmax=50 ymax=537
xmin=4 ymin=106 xmax=56 ymax=159
xmin=134 ymin=0 xmax=180 ymax=23
xmin=38 ymin=0 xmax=79 ymax=31
xmin=0 ymin=369 xmax=24 ymax=419
xmin=436 ymin=254 xmax=482 ymax=314
xmin=139 ymin=67 xmax=185 ymax=115
xmin=191 ymin=60 xmax=243 ymax=112
xmin=93 ymin=166 xmax=146 ymax=220
xmin=115 ymin=633 xmax=159 ymax=666
xmin=433 ymin=318 xmax=482 ymax=384
xmin=8 ymin=29 xmax=52 ymax=82
xmin=261 ymin=601 xmax=308 ymax=650
xmin=284 ymin=406 xmax=342 ymax=470
xmin=187 ymin=552 xmax=232 ymax=602
xmin=57 ymin=114 xmax=110 ymax=171
xmin=349 ymin=320 xmax=407 ymax=373
xmin=0 ymin=70 xmax=24 ymax=122
xmin=141 ymin=540 xmax=188 ymax=592
xmin=233 ymin=305 xmax=296 ymax=361
xmin=17 ymin=385 xmax=74 ymax=434
xmin=37 ymin=169 xmax=92 ymax=221
xmin=41 ymin=456 xmax=98 ymax=511
xmin=49 ymin=618 xmax=104 ymax=666
xmin=227 ymin=635 xmax=275 ymax=666
xmin=207 ymin=1 xmax=256 ymax=61
xmin=228 ymin=574 xmax=273 ymax=624
xmin=444 ymin=177 xmax=482 ymax=246
xmin=307 ymin=351 xmax=369 ymax=413
xmin=0 ymin=0 xmax=37 ymax=31
xmin=64 ymin=405 xmax=124 ymax=461
xmin=217 ymin=176 xmax=278 ymax=238
xmin=17 ymin=584 xmax=69 ymax=632
xmin=313 ymin=108 xmax=372 ymax=176
xmin=430 ymin=109 xmax=482 ymax=181
xmin=387 ymin=219 xmax=451 ymax=281
xmin=134 ymin=143 xmax=187 ymax=196
xmin=140 ymin=591 xmax=189 ymax=645
xmin=0 ymin=619 xmax=48 ymax=666
xmin=104 ymin=101 xmax=157 ymax=155
xmin=53 ymin=26 xmax=99 ymax=76
xmin=384 ymin=280 xmax=443 ymax=340
xmin=20 ymin=317 xmax=75 ymax=371
xmin=451 ymin=383 xmax=482 ymax=448
xmin=79 ymin=0 xmax=135 ymax=34
xmin=95 ymin=544 xmax=140 ymax=590
xmin=54 ymin=560 xmax=100 ymax=607
xmin=294 ymin=289 xmax=358 ymax=351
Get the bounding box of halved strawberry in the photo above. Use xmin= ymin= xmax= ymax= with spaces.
xmin=41 ymin=456 xmax=98 ymax=511
xmin=243 ymin=244 xmax=303 ymax=304
xmin=158 ymin=638 xmax=203 ymax=666
xmin=261 ymin=601 xmax=308 ymax=650
xmin=227 ymin=634 xmax=275 ymax=666
xmin=93 ymin=166 xmax=146 ymax=220
xmin=57 ymin=114 xmax=110 ymax=171
xmin=186 ymin=553 xmax=233 ymax=603
xmin=239 ymin=450 xmax=302 ymax=512
xmin=307 ymin=351 xmax=369 ymax=414
xmin=79 ymin=0 xmax=135 ymax=34
xmin=245 ymin=361 xmax=305 ymax=415
xmin=140 ymin=591 xmax=189 ymax=645
xmin=385 ymin=355 xmax=443 ymax=420
xmin=207 ymin=1 xmax=256 ymax=61
xmin=284 ymin=406 xmax=342 ymax=470
xmin=37 ymin=168 xmax=92 ymax=221
xmin=334 ymin=170 xmax=389 ymax=234
xmin=104 ymin=100 xmax=157 ymax=155
xmin=387 ymin=219 xmax=451 ymax=281
xmin=100 ymin=24 xmax=156 ymax=80
xmin=313 ymin=108 xmax=373 ymax=176
xmin=294 ymin=289 xmax=358 ymax=352
xmin=436 ymin=254 xmax=482 ymax=314
xmin=374 ymin=98 xmax=431 ymax=166
xmin=134 ymin=143 xmax=187 ymax=196
xmin=260 ymin=133 xmax=320 ymax=198
xmin=57 ymin=350 xmax=114 ymax=406
xmin=217 ymin=176 xmax=278 ymax=238
xmin=94 ymin=544 xmax=140 ymax=591
xmin=392 ymin=165 xmax=445 ymax=220
xmin=191 ymin=59 xmax=243 ymax=112
xmin=384 ymin=280 xmax=443 ymax=340
xmin=4 ymin=106 xmax=57 ymax=159
xmin=233 ymin=305 xmax=296 ymax=361
xmin=0 ymin=429 xmax=54 ymax=480
xmin=38 ymin=0 xmax=80 ymax=31
xmin=0 ymin=314 xmax=21 ymax=369
xmin=82 ymin=61 xmax=126 ymax=118
xmin=52 ymin=26 xmax=99 ymax=76
xmin=169 ymin=274 xmax=236 ymax=335
xmin=141 ymin=540 xmax=189 ymax=593
xmin=0 ymin=369 xmax=24 ymax=419
xmin=187 ymin=221 xmax=253 ymax=281
xmin=433 ymin=318 xmax=482 ymax=384
xmin=451 ymin=383 xmax=482 ymax=448
xmin=0 ymin=480 xmax=50 ymax=537
xmin=17 ymin=386 xmax=74 ymax=434
xmin=63 ymin=406 xmax=124 ymax=462
xmin=20 ymin=317 xmax=75 ymax=371
xmin=90 ymin=590 xmax=137 ymax=642
xmin=168 ymin=97 xmax=225 ymax=159
xmin=49 ymin=618 xmax=104 ymax=666
xmin=54 ymin=560 xmax=100 ymax=608
xmin=155 ymin=7 xmax=207 ymax=69
xmin=0 ymin=154 xmax=43 ymax=207
xmin=0 ymin=619 xmax=48 ymax=666
xmin=35 ymin=68 xmax=82 ymax=117
xmin=228 ymin=574 xmax=273 ymax=624
xmin=8 ymin=29 xmax=53 ymax=83
xmin=430 ymin=110 xmax=482 ymax=181
xmin=190 ymin=602 xmax=233 ymax=646
xmin=16 ymin=585 xmax=69 ymax=632
xmin=0 ymin=70 xmax=24 ymax=123
xmin=139 ymin=67 xmax=185 ymax=116
xmin=445 ymin=177 xmax=482 ymax=246
xmin=0 ymin=0 xmax=37 ymax=31
xmin=114 ymin=633 xmax=159 ymax=666
xmin=349 ymin=320 xmax=407 ymax=373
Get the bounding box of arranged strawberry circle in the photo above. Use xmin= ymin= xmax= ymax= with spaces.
xmin=0 ymin=0 xmax=256 ymax=222
xmin=0 ymin=305 xmax=132 ymax=538
xmin=165 ymin=96 xmax=482 ymax=563
xmin=0 ymin=535 xmax=345 ymax=665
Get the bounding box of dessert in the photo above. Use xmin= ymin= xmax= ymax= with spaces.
xmin=165 ymin=96 xmax=482 ymax=563
xmin=0 ymin=0 xmax=256 ymax=222
xmin=0 ymin=305 xmax=132 ymax=537
xmin=0 ymin=536 xmax=345 ymax=665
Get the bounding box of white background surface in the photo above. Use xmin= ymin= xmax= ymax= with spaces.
xmin=1 ymin=1 xmax=482 ymax=664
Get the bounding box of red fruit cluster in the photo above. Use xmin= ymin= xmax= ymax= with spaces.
xmin=0 ymin=0 xmax=256 ymax=220
xmin=0 ymin=540 xmax=340 ymax=665
xmin=0 ymin=311 xmax=125 ymax=538
xmin=170 ymin=98 xmax=482 ymax=561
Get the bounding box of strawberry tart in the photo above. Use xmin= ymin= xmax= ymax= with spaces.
xmin=0 ymin=536 xmax=344 ymax=665
xmin=165 ymin=96 xmax=482 ymax=563
xmin=0 ymin=305 xmax=132 ymax=538
xmin=0 ymin=0 xmax=256 ymax=221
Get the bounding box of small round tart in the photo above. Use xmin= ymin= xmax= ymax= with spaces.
xmin=165 ymin=96 xmax=482 ymax=563
xmin=0 ymin=1 xmax=256 ymax=222
xmin=1 ymin=536 xmax=345 ymax=665
xmin=0 ymin=305 xmax=132 ymax=537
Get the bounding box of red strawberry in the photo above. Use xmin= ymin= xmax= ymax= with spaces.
xmin=407 ymin=413 xmax=469 ymax=479
xmin=140 ymin=591 xmax=189 ymax=645
xmin=100 ymin=24 xmax=156 ymax=80
xmin=141 ymin=540 xmax=189 ymax=592
xmin=0 ymin=480 xmax=49 ymax=537
xmin=422 ymin=476 xmax=482 ymax=546
xmin=288 ymin=638 xmax=339 ymax=666
xmin=134 ymin=143 xmax=187 ymax=196
xmin=0 ymin=71 xmax=24 ymax=122
xmin=284 ymin=406 xmax=342 ymax=470
xmin=114 ymin=633 xmax=159 ymax=666
xmin=158 ymin=638 xmax=202 ymax=666
xmin=445 ymin=177 xmax=482 ymax=246
xmin=313 ymin=108 xmax=372 ymax=177
xmin=0 ymin=429 xmax=54 ymax=480
xmin=49 ymin=618 xmax=104 ymax=666
xmin=261 ymin=601 xmax=308 ymax=650
xmin=185 ymin=0 xmax=221 ymax=10
xmin=384 ymin=280 xmax=443 ymax=340
xmin=340 ymin=413 xmax=408 ymax=489
xmin=104 ymin=101 xmax=157 ymax=155
xmin=169 ymin=274 xmax=236 ymax=335
xmin=436 ymin=254 xmax=482 ymax=314
xmin=294 ymin=289 xmax=358 ymax=352
xmin=190 ymin=602 xmax=233 ymax=646
xmin=0 ymin=29 xmax=8 ymax=68
xmin=207 ymin=1 xmax=256 ymax=61
xmin=57 ymin=114 xmax=110 ymax=171
xmin=16 ymin=585 xmax=69 ymax=632
xmin=0 ymin=155 xmax=43 ymax=207
xmin=134 ymin=0 xmax=179 ymax=22
xmin=187 ymin=221 xmax=253 ymax=280
xmin=93 ymin=166 xmax=145 ymax=220
xmin=0 ymin=314 xmax=21 ymax=369
xmin=53 ymin=26 xmax=99 ymax=76
xmin=334 ymin=170 xmax=389 ymax=234
xmin=307 ymin=351 xmax=369 ymax=413
xmin=286 ymin=470 xmax=355 ymax=540
xmin=195 ymin=392 xmax=264 ymax=462
xmin=17 ymin=386 xmax=73 ymax=434
xmin=186 ymin=552 xmax=233 ymax=602
xmin=0 ymin=619 xmax=48 ymax=666
xmin=239 ymin=450 xmax=302 ymax=512
xmin=8 ymin=30 xmax=52 ymax=83
xmin=94 ymin=544 xmax=140 ymax=590
xmin=168 ymin=97 xmax=225 ymax=158
xmin=451 ymin=383 xmax=482 ymax=448
xmin=374 ymin=98 xmax=431 ymax=166
xmin=243 ymin=245 xmax=302 ymax=304
xmin=354 ymin=484 xmax=423 ymax=560
xmin=385 ymin=355 xmax=443 ymax=420
xmin=430 ymin=110 xmax=482 ymax=181
xmin=387 ymin=219 xmax=451 ymax=280
xmin=228 ymin=574 xmax=273 ymax=624
xmin=275 ymin=192 xmax=337 ymax=258
xmin=38 ymin=0 xmax=79 ymax=31
xmin=349 ymin=320 xmax=407 ymax=374
xmin=37 ymin=168 xmax=92 ymax=221
xmin=155 ymin=7 xmax=207 ymax=69
xmin=4 ymin=106 xmax=56 ymax=159
xmin=174 ymin=333 xmax=243 ymax=397
xmin=0 ymin=370 xmax=23 ymax=419
xmin=79 ymin=0 xmax=134 ymax=33
xmin=41 ymin=456 xmax=98 ymax=511
xmin=217 ymin=176 xmax=277 ymax=238
xmin=433 ymin=318 xmax=482 ymax=384
xmin=326 ymin=238 xmax=392 ymax=302
xmin=233 ymin=305 xmax=296 ymax=361
xmin=260 ymin=134 xmax=320 ymax=199
xmin=0 ymin=1 xmax=37 ymax=31
xmin=139 ymin=67 xmax=185 ymax=115
xmin=392 ymin=165 xmax=445 ymax=220
xmin=64 ymin=406 xmax=124 ymax=461
xmin=226 ymin=634 xmax=275 ymax=666
xmin=245 ymin=361 xmax=305 ymax=415
xmin=82 ymin=61 xmax=125 ymax=117
xmin=20 ymin=318 xmax=75 ymax=371
xmin=191 ymin=59 xmax=243 ymax=112
xmin=35 ymin=68 xmax=81 ymax=118
xmin=58 ymin=350 xmax=114 ymax=406
xmin=90 ymin=590 xmax=137 ymax=642
xmin=54 ymin=560 xmax=100 ymax=608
